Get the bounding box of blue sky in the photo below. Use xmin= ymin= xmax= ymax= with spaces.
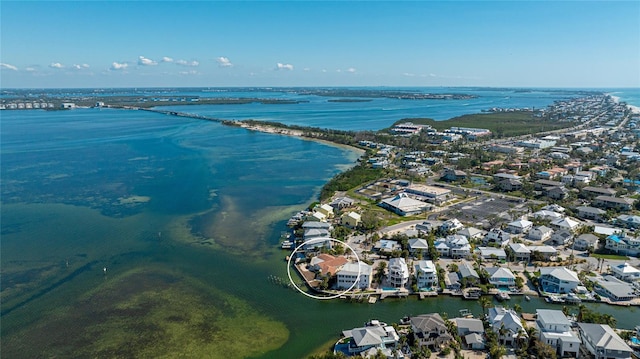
xmin=1 ymin=1 xmax=639 ymax=88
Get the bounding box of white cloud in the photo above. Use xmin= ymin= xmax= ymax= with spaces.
xmin=303 ymin=67 xmax=311 ymax=71
xmin=161 ymin=56 xmax=174 ymax=63
xmin=110 ymin=62 xmax=128 ymax=71
xmin=175 ymin=59 xmax=199 ymax=67
xmin=347 ymin=67 xmax=356 ymax=73
xmin=0 ymin=63 xmax=18 ymax=71
xmin=72 ymin=64 xmax=90 ymax=70
xmin=178 ymin=70 xmax=199 ymax=75
xmin=403 ymin=72 xmax=415 ymax=77
xmin=138 ymin=56 xmax=158 ymax=66
xmin=49 ymin=62 xmax=64 ymax=69
xmin=25 ymin=67 xmax=37 ymax=72
xmin=216 ymin=56 xmax=233 ymax=67
xmin=322 ymin=69 xmax=327 ymax=73
xmin=276 ymin=63 xmax=294 ymax=71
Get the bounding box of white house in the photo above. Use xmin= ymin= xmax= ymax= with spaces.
xmin=528 ymin=226 xmax=554 ymax=242
xmin=551 ymin=229 xmax=573 ymax=245
xmin=611 ymin=262 xmax=640 ymax=282
xmin=440 ymin=218 xmax=464 ymax=233
xmin=484 ymin=228 xmax=511 ymax=247
xmin=336 ymin=262 xmax=372 ymax=290
xmin=414 ymin=260 xmax=437 ymax=289
xmin=577 ymin=323 xmax=633 ymax=359
xmin=408 ymin=238 xmax=430 ymax=254
xmin=535 ymin=309 xmax=580 ymax=357
xmin=605 ymin=234 xmax=640 ymax=256
xmin=506 ymin=219 xmax=533 ymax=234
xmin=539 ymin=267 xmax=581 ymax=294
xmin=551 ymin=217 xmax=582 ymax=232
xmin=508 ymin=243 xmax=531 ymax=262
xmin=379 ymin=193 xmax=429 ymax=216
xmin=486 ymin=267 xmax=516 ymax=288
xmin=574 ymin=233 xmax=599 ymax=251
xmin=528 ymin=245 xmax=557 ymax=261
xmin=387 ymin=258 xmax=410 ymax=288
xmin=477 ymin=247 xmax=507 ymax=261
xmin=488 ymin=307 xmax=526 ymax=346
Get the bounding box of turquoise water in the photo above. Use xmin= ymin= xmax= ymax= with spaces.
xmin=2 ymin=88 xmax=639 ymax=357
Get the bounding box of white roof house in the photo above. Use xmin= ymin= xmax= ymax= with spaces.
xmin=535 ymin=309 xmax=580 ymax=357
xmin=414 ymin=260 xmax=437 ymax=289
xmin=508 ymin=243 xmax=531 ymax=261
xmin=528 ymin=225 xmax=554 ymax=241
xmin=488 ymin=307 xmax=526 ymax=346
xmin=388 ymin=258 xmax=410 ymax=288
xmin=506 ymin=219 xmax=533 ymax=234
xmin=477 ymin=247 xmax=507 ymax=261
xmin=337 ymin=262 xmax=372 ymax=290
xmin=539 ymin=267 xmax=581 ymax=294
xmin=551 ymin=217 xmax=582 ymax=232
xmin=611 ymin=262 xmax=640 ymax=282
xmin=408 ymin=238 xmax=430 ymax=253
xmin=341 ymin=322 xmax=400 ymax=355
xmin=486 ymin=267 xmax=516 ymax=287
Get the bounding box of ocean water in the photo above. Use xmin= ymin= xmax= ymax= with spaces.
xmin=1 ymin=88 xmax=639 ymax=358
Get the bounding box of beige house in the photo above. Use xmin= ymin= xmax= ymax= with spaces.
xmin=341 ymin=211 xmax=361 ymax=228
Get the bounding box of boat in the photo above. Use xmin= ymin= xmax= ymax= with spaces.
xmin=495 ymin=292 xmax=510 ymax=301
xmin=462 ymin=287 xmax=482 ymax=300
xmin=281 ymin=240 xmax=294 ymax=249
xmin=525 ymin=295 xmax=531 ymax=301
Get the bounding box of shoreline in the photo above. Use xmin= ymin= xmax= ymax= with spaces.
xmin=609 ymin=94 xmax=640 ymax=114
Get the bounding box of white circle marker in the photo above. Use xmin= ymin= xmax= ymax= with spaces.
xmin=286 ymin=237 xmax=362 ymax=300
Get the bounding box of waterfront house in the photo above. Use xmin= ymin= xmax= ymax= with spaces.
xmin=506 ymin=219 xmax=533 ymax=234
xmin=336 ymin=262 xmax=372 ymax=290
xmin=486 ymin=267 xmax=516 ymax=288
xmin=574 ymin=233 xmax=600 ymax=251
xmin=535 ymin=309 xmax=580 ymax=357
xmin=487 ymin=307 xmax=526 ymax=346
xmin=379 ymin=193 xmax=429 ymax=216
xmin=316 ymin=203 xmax=334 ymax=218
xmin=484 ymin=228 xmax=511 ymax=247
xmin=387 ymin=257 xmax=410 ymax=288
xmin=340 ymin=211 xmax=361 ymax=228
xmin=539 ymin=267 xmax=581 ymax=294
xmin=410 ymin=314 xmax=454 ymax=350
xmin=453 ymin=318 xmax=485 ymax=350
xmin=594 ymin=275 xmax=637 ymax=302
xmin=414 ymin=260 xmax=437 ymax=289
xmin=308 ymin=254 xmax=348 ymax=277
xmin=341 ymin=322 xmax=400 ymax=355
xmin=303 ymin=236 xmax=333 ymax=251
xmin=611 ymin=262 xmax=640 ymax=282
xmin=528 ymin=225 xmax=554 ymax=242
xmin=458 ymin=263 xmax=480 ymax=285
xmin=577 ymin=323 xmax=633 ymax=359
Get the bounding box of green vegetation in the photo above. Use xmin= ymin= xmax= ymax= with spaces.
xmin=320 ymin=165 xmax=385 ymax=201
xmin=395 ymin=111 xmax=576 ymax=137
xmin=591 ymin=253 xmax=630 ymax=260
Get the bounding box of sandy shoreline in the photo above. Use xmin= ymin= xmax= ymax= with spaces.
xmin=609 ymin=94 xmax=640 ymax=114
xmin=235 ymin=121 xmax=366 ymax=155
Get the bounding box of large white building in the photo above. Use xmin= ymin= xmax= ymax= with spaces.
xmin=387 ymin=258 xmax=410 ymax=288
xmin=539 ymin=267 xmax=581 ymax=294
xmin=535 ymin=309 xmax=580 ymax=357
xmin=336 ymin=262 xmax=372 ymax=290
xmin=414 ymin=260 xmax=437 ymax=289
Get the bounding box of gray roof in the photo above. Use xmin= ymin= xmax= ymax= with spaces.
xmin=536 ymin=309 xmax=571 ymax=326
xmin=350 ymin=326 xmax=386 ymax=347
xmin=576 ymin=233 xmax=599 ymax=244
xmin=409 ymin=238 xmax=430 ymax=250
xmin=465 ymin=332 xmax=484 ymax=345
xmin=539 ymin=267 xmax=580 ymax=283
xmin=411 ymin=313 xmax=447 ymax=333
xmin=459 ymin=263 xmax=479 ymax=279
xmin=455 ymin=318 xmax=485 ymax=335
xmin=486 ymin=267 xmax=516 ymax=280
xmin=578 ymin=323 xmax=632 ymax=352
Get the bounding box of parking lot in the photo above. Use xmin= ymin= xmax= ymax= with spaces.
xmin=439 ymin=195 xmax=531 ymax=227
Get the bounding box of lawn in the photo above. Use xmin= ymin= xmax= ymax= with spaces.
xmin=590 ymin=253 xmax=630 ymax=260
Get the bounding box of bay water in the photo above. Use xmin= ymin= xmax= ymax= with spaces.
xmin=1 ymin=88 xmax=638 ymax=358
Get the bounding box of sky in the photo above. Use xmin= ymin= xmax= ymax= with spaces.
xmin=1 ymin=1 xmax=639 ymax=88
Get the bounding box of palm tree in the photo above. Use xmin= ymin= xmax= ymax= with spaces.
xmin=478 ymin=296 xmax=492 ymax=318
